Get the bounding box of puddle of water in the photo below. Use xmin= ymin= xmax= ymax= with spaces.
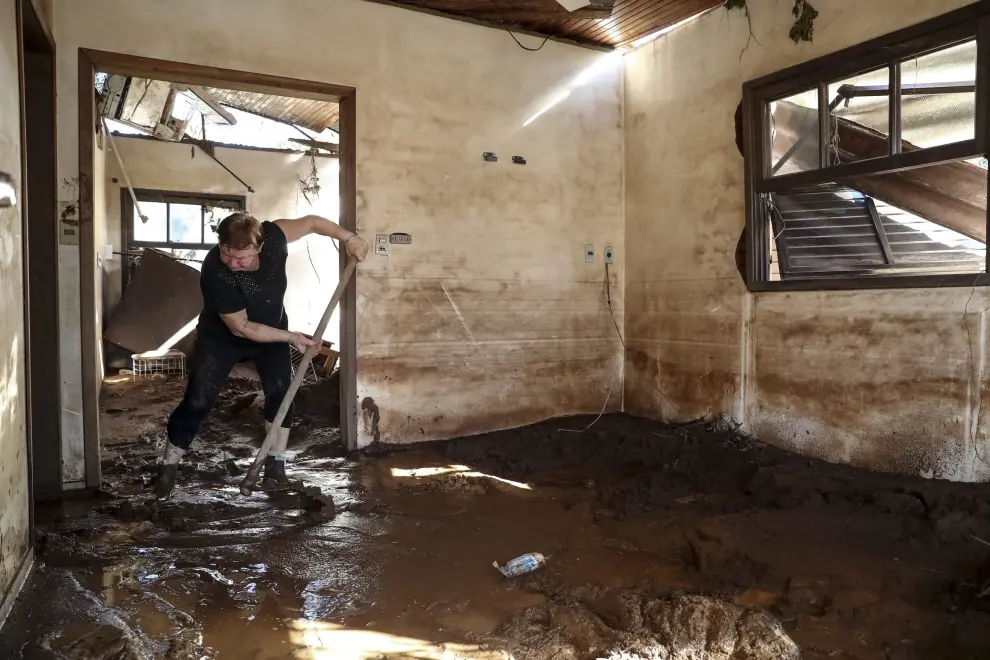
xmin=734 ymin=588 xmax=783 ymax=609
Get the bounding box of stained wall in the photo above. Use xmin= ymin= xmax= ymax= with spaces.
xmin=52 ymin=0 xmax=625 ymax=460
xmin=0 ymin=0 xmax=33 ymax=615
xmin=623 ymin=0 xmax=990 ymax=481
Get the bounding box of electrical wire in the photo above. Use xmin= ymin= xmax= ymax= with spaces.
xmin=605 ymin=261 xmax=675 ymax=408
xmin=561 ymin=259 xmax=676 ymax=434
xmin=605 ymin=262 xmax=626 ymax=351
xmin=306 ymin=238 xmax=322 ymax=284
xmin=507 ymin=29 xmax=551 ymax=51
xmin=559 ymin=376 xmax=613 ymax=434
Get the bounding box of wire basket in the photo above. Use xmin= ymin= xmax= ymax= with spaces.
xmin=131 ymin=350 xmax=186 ymax=379
xmin=289 ymin=345 xmax=320 ymax=386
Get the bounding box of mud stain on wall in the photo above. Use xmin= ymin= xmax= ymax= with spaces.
xmin=622 ymin=0 xmax=990 ymax=481
xmin=50 ymin=0 xmax=626 ymax=455
xmin=0 ymin=0 xmax=32 ymax=607
xmin=361 ymin=397 xmax=381 ymax=444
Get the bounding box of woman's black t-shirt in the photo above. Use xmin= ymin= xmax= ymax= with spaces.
xmin=197 ymin=221 xmax=289 ymax=346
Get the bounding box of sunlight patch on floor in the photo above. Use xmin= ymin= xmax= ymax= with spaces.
xmin=289 ymin=619 xmax=512 ymax=660
xmin=390 ymin=464 xmax=532 ymax=490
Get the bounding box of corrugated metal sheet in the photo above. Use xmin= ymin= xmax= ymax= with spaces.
xmin=204 ymin=88 xmax=340 ymax=132
xmin=377 ymin=0 xmax=722 ymax=48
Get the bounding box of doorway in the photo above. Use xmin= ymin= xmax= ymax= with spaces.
xmin=76 ymin=51 xmax=358 ymax=488
xmin=17 ymin=0 xmax=61 ymax=507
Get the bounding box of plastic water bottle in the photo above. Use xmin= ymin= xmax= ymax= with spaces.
xmin=493 ymin=552 xmax=547 ymax=578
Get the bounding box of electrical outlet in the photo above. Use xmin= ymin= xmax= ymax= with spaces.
xmin=604 ymin=246 xmax=614 ymax=264
xmin=375 ymin=234 xmax=389 ymax=257
xmin=585 ymin=244 xmax=596 ymax=263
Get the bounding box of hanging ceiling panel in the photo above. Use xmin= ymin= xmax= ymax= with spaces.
xmin=370 ymin=0 xmax=722 ymax=49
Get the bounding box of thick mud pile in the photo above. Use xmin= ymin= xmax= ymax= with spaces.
xmin=4 ymin=378 xmax=990 ymax=660
xmin=493 ymin=587 xmax=800 ymax=660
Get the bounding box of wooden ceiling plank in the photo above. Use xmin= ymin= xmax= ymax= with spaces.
xmin=297 ymin=105 xmax=326 ymax=128
xmin=532 ymin=18 xmax=598 ymax=42
xmin=609 ymin=0 xmax=717 ymax=45
xmin=393 ymin=0 xmax=595 ymax=23
xmin=278 ymin=96 xmax=308 ymax=118
xmin=363 ymin=0 xmax=613 ymax=50
xmin=602 ymin=0 xmax=707 ymax=36
xmin=585 ymin=0 xmax=658 ymax=28
xmin=558 ymin=0 xmax=670 ymax=32
xmin=549 ymin=0 xmax=643 ymax=35
xmin=545 ymin=0 xmax=717 ymax=45
xmin=577 ymin=2 xmax=668 ymax=42
xmin=616 ymin=0 xmax=722 ymax=45
xmin=602 ymin=4 xmax=684 ymax=41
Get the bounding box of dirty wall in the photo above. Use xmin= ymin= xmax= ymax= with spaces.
xmin=104 ymin=137 xmax=341 ymax=344
xmin=51 ymin=0 xmax=624 ymax=467
xmin=623 ymin=0 xmax=990 ymax=482
xmin=0 ymin=0 xmax=33 ymax=618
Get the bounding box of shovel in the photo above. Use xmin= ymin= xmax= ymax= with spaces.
xmin=239 ymin=256 xmax=358 ymax=496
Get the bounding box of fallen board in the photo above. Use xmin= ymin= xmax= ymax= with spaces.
xmin=103 ymin=248 xmax=202 ymax=356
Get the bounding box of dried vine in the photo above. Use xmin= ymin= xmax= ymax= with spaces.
xmin=723 ymin=0 xmax=760 ymax=59
xmin=723 ymin=0 xmax=818 ymax=47
xmin=297 ymin=149 xmax=321 ymax=205
xmin=789 ymin=0 xmax=819 ymax=43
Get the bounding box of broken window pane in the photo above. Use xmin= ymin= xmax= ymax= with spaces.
xmin=133 ymin=201 xmax=167 ymax=243
xmin=900 ymin=40 xmax=976 ymax=149
xmin=768 ymin=159 xmax=986 ymax=280
xmin=828 ymin=66 xmax=890 ymax=165
xmin=769 ymin=88 xmax=819 ymax=176
xmin=204 ymin=205 xmax=237 ymax=245
xmin=169 ymin=203 xmax=203 ymax=244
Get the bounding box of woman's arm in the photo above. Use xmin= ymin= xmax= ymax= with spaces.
xmin=221 ymin=309 xmax=315 ymax=352
xmin=274 ymin=215 xmax=370 ymax=260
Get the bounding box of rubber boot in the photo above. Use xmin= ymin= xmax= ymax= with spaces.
xmin=261 ymin=455 xmax=290 ymax=491
xmin=155 ymin=440 xmax=185 ymax=500
xmin=154 ymin=462 xmax=178 ymax=500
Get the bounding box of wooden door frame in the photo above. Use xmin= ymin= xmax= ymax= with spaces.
xmin=77 ymin=50 xmax=359 ymax=488
xmin=17 ymin=0 xmax=59 ymax=506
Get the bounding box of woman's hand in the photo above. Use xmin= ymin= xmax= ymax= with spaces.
xmin=289 ymin=332 xmax=317 ymax=354
xmin=344 ymin=235 xmax=371 ymax=261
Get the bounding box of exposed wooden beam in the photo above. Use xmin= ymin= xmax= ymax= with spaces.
xmin=288 ymin=137 xmax=340 ymax=154
xmin=853 ymin=171 xmax=986 ymax=242
xmin=771 ymin=100 xmax=987 ymax=242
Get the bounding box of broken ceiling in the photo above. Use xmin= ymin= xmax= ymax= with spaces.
xmin=201 ymin=88 xmax=340 ymax=133
xmin=369 ymin=0 xmax=723 ymax=49
xmin=98 ymin=76 xmax=340 ymax=135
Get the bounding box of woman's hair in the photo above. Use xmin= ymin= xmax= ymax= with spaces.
xmin=217 ymin=212 xmax=263 ymax=250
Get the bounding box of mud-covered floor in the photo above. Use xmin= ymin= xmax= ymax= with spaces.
xmin=3 ymin=374 xmax=990 ymax=659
